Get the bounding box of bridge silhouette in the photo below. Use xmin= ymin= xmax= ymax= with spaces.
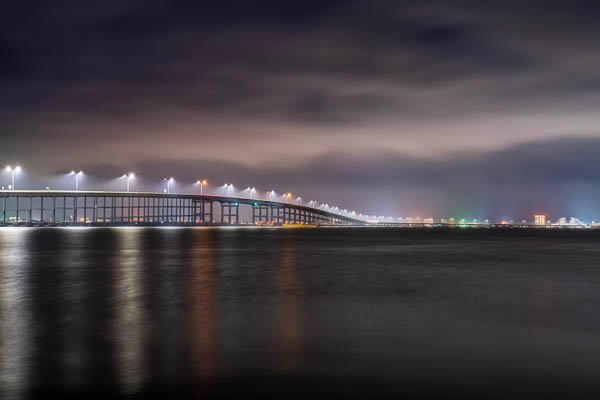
xmin=0 ymin=190 xmax=365 ymax=226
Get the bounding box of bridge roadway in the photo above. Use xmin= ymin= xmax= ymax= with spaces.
xmin=0 ymin=190 xmax=365 ymax=226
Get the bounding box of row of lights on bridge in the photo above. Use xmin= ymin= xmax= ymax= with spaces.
xmin=4 ymin=166 xmax=369 ymax=219
xmin=3 ymin=166 xmax=369 ymax=218
xmin=2 ymin=166 xmax=328 ymax=210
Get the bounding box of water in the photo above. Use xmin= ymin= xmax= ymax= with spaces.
xmin=1 ymin=227 xmax=600 ymax=399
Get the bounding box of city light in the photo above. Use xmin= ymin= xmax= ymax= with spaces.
xmin=534 ymin=214 xmax=546 ymax=226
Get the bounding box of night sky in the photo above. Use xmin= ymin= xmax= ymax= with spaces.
xmin=3 ymin=1 xmax=600 ymax=220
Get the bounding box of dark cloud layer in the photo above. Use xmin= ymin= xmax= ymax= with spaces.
xmin=2 ymin=1 xmax=600 ymax=218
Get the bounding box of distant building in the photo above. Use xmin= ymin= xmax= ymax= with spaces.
xmin=534 ymin=214 xmax=546 ymax=226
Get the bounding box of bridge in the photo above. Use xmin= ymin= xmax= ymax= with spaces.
xmin=0 ymin=190 xmax=366 ymax=226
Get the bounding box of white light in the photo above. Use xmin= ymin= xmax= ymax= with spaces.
xmin=5 ymin=165 xmax=20 ymax=190
xmin=123 ymin=173 xmax=135 ymax=192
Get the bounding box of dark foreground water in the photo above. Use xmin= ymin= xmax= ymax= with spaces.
xmin=1 ymin=227 xmax=600 ymax=399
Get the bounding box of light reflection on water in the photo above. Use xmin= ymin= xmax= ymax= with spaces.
xmin=188 ymin=230 xmax=220 ymax=382
xmin=59 ymin=230 xmax=92 ymax=391
xmin=273 ymin=236 xmax=303 ymax=373
xmin=0 ymin=227 xmax=599 ymax=398
xmin=0 ymin=229 xmax=32 ymax=400
xmin=113 ymin=228 xmax=146 ymax=394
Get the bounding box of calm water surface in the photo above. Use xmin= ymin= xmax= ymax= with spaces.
xmin=1 ymin=227 xmax=600 ymax=398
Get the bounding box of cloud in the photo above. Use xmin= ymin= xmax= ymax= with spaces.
xmin=2 ymin=0 xmax=599 ymax=122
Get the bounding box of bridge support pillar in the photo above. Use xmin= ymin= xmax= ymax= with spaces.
xmin=283 ymin=207 xmax=290 ymax=224
xmin=74 ymin=195 xmax=78 ymax=224
xmin=221 ymin=202 xmax=239 ymax=224
xmin=283 ymin=207 xmax=301 ymax=224
xmin=193 ymin=200 xmax=213 ymax=224
xmin=252 ymin=205 xmax=269 ymax=224
xmin=270 ymin=206 xmax=283 ymax=224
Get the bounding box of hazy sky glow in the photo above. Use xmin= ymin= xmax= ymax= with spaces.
xmin=3 ymin=1 xmax=600 ymax=219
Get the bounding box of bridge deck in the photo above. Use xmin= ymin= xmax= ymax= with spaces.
xmin=0 ymin=190 xmax=365 ymax=226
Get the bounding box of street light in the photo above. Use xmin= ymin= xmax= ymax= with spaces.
xmin=5 ymin=165 xmax=21 ymax=190
xmin=70 ymin=170 xmax=83 ymax=191
xmin=268 ymin=190 xmax=274 ymax=201
xmin=296 ymin=196 xmax=302 ymax=205
xmin=285 ymin=192 xmax=292 ymax=203
xmin=244 ymin=187 xmax=256 ymax=199
xmin=224 ymin=183 xmax=233 ymax=197
xmin=122 ymin=173 xmax=135 ymax=192
xmin=196 ymin=179 xmax=207 ymax=195
xmin=164 ymin=177 xmax=173 ymax=194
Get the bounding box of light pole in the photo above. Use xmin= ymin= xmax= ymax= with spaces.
xmin=164 ymin=177 xmax=173 ymax=194
xmin=269 ymin=190 xmax=274 ymax=201
xmin=285 ymin=193 xmax=291 ymax=203
xmin=5 ymin=165 xmax=21 ymax=190
xmin=123 ymin=173 xmax=135 ymax=192
xmin=225 ymin=184 xmax=233 ymax=197
xmin=296 ymin=196 xmax=302 ymax=205
xmin=245 ymin=187 xmax=256 ymax=199
xmin=70 ymin=170 xmax=83 ymax=191
xmin=196 ymin=179 xmax=207 ymax=195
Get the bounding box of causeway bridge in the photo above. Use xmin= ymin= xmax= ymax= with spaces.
xmin=0 ymin=190 xmax=365 ymax=226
